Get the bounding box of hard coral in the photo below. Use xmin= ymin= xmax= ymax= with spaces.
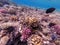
xmin=25 ymin=17 xmax=38 ymax=25
xmin=10 ymin=15 xmax=18 ymax=21
xmin=0 ymin=9 xmax=7 ymax=13
xmin=0 ymin=35 xmax=9 ymax=45
xmin=25 ymin=17 xmax=42 ymax=30
xmin=27 ymin=34 xmax=42 ymax=45
xmin=30 ymin=22 xmax=42 ymax=31
xmin=20 ymin=27 xmax=31 ymax=41
xmin=53 ymin=25 xmax=60 ymax=35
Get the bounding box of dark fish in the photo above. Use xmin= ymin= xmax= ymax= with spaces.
xmin=46 ymin=7 xmax=55 ymax=13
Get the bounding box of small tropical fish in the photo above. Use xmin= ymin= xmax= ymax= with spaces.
xmin=46 ymin=7 xmax=55 ymax=13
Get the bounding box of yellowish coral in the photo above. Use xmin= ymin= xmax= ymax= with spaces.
xmin=55 ymin=40 xmax=60 ymax=45
xmin=0 ymin=36 xmax=9 ymax=45
xmin=0 ymin=22 xmax=19 ymax=29
xmin=27 ymin=34 xmax=42 ymax=45
xmin=10 ymin=15 xmax=18 ymax=21
xmin=25 ymin=16 xmax=38 ymax=25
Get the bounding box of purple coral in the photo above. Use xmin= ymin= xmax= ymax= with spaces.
xmin=20 ymin=27 xmax=31 ymax=41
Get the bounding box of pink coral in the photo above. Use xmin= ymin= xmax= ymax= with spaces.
xmin=20 ymin=27 xmax=31 ymax=41
xmin=53 ymin=25 xmax=60 ymax=35
xmin=0 ymin=9 xmax=7 ymax=13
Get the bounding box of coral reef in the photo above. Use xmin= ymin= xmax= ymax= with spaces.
xmin=0 ymin=4 xmax=60 ymax=45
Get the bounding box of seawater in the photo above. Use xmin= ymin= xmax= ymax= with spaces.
xmin=11 ymin=0 xmax=60 ymax=11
